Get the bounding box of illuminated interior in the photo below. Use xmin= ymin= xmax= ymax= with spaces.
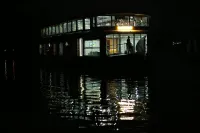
xmin=106 ymin=34 xmax=147 ymax=56
xmin=84 ymin=40 xmax=100 ymax=56
xmin=40 ymin=14 xmax=149 ymax=57
xmin=117 ymin=26 xmax=133 ymax=31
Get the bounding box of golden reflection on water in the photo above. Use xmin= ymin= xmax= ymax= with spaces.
xmin=40 ymin=69 xmax=149 ymax=127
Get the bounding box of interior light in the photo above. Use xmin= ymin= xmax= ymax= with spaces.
xmin=117 ymin=26 xmax=133 ymax=31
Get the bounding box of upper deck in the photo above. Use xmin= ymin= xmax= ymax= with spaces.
xmin=41 ymin=13 xmax=150 ymax=38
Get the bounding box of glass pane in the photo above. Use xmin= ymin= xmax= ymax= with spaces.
xmin=59 ymin=24 xmax=63 ymax=33
xmin=46 ymin=28 xmax=48 ymax=35
xmin=135 ymin=17 xmax=142 ymax=26
xmin=85 ymin=40 xmax=100 ymax=48
xmin=106 ymin=34 xmax=136 ymax=55
xmin=68 ymin=21 xmax=71 ymax=32
xmin=72 ymin=20 xmax=76 ymax=31
xmin=130 ymin=16 xmax=135 ymax=26
xmin=97 ymin=16 xmax=111 ymax=27
xmin=56 ymin=25 xmax=59 ymax=34
xmin=93 ymin=17 xmax=96 ymax=27
xmin=106 ymin=35 xmax=113 ymax=55
xmin=84 ymin=48 xmax=100 ymax=56
xmin=115 ymin=16 xmax=129 ymax=26
xmin=63 ymin=23 xmax=67 ymax=33
xmin=140 ymin=34 xmax=147 ymax=54
xmin=59 ymin=43 xmax=63 ymax=55
xmin=120 ymin=34 xmax=134 ymax=54
xmin=141 ymin=34 xmax=147 ymax=38
xmin=49 ymin=27 xmax=52 ymax=35
xmin=84 ymin=40 xmax=100 ymax=56
xmin=77 ymin=20 xmax=83 ymax=30
xmin=85 ymin=18 xmax=90 ymax=30
xmin=112 ymin=16 xmax=115 ymax=26
xmin=135 ymin=34 xmax=141 ymax=49
xmin=106 ymin=34 xmax=120 ymax=55
xmin=52 ymin=26 xmax=56 ymax=35
xmin=141 ymin=17 xmax=148 ymax=26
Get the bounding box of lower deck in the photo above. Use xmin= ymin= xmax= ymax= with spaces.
xmin=40 ymin=31 xmax=148 ymax=59
xmin=39 ymin=54 xmax=148 ymax=77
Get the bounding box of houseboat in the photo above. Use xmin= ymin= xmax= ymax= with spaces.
xmin=39 ymin=13 xmax=150 ymax=74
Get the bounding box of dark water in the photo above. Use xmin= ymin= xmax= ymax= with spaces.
xmin=38 ymin=68 xmax=149 ymax=131
xmin=3 ymin=58 xmax=150 ymax=131
xmin=4 ymin=54 xmax=200 ymax=131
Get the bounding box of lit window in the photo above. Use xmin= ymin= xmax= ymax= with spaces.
xmin=65 ymin=42 xmax=69 ymax=46
xmin=141 ymin=17 xmax=148 ymax=26
xmin=135 ymin=34 xmax=147 ymax=54
xmin=77 ymin=20 xmax=83 ymax=30
xmin=45 ymin=28 xmax=48 ymax=36
xmin=42 ymin=28 xmax=45 ymax=36
xmin=39 ymin=44 xmax=42 ymax=55
xmin=97 ymin=16 xmax=111 ymax=27
xmin=134 ymin=17 xmax=142 ymax=26
xmin=93 ymin=17 xmax=96 ymax=27
xmin=63 ymin=22 xmax=67 ymax=33
xmin=135 ymin=34 xmax=141 ymax=47
xmin=59 ymin=24 xmax=63 ymax=33
xmin=120 ymin=34 xmax=134 ymax=54
xmin=72 ymin=20 xmax=76 ymax=31
xmin=115 ymin=16 xmax=129 ymax=26
xmin=112 ymin=16 xmax=115 ymax=26
xmin=48 ymin=27 xmax=52 ymax=35
xmin=56 ymin=25 xmax=59 ymax=34
xmin=130 ymin=16 xmax=135 ymax=26
xmin=77 ymin=38 xmax=83 ymax=56
xmin=59 ymin=43 xmax=63 ymax=55
xmin=52 ymin=26 xmax=56 ymax=35
xmin=106 ymin=34 xmax=148 ymax=56
xmin=84 ymin=40 xmax=100 ymax=56
xmin=67 ymin=21 xmax=71 ymax=32
xmin=106 ymin=34 xmax=120 ymax=55
xmin=85 ymin=18 xmax=90 ymax=30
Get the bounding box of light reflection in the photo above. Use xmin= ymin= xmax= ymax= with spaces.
xmin=5 ymin=60 xmax=7 ymax=80
xmin=4 ymin=59 xmax=16 ymax=80
xmin=12 ymin=60 xmax=15 ymax=80
xmin=40 ymin=69 xmax=149 ymax=128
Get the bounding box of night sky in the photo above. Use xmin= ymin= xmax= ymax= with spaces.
xmin=13 ymin=0 xmax=199 ymax=37
xmin=11 ymin=0 xmax=197 ymax=46
xmin=1 ymin=0 xmax=195 ymax=52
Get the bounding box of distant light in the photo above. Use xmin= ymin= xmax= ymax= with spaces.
xmin=65 ymin=42 xmax=69 ymax=46
xmin=120 ymin=117 xmax=134 ymax=120
xmin=117 ymin=26 xmax=133 ymax=31
xmin=172 ymin=41 xmax=182 ymax=45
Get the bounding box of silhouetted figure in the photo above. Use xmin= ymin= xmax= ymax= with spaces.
xmin=136 ymin=36 xmax=146 ymax=55
xmin=126 ymin=36 xmax=134 ymax=54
